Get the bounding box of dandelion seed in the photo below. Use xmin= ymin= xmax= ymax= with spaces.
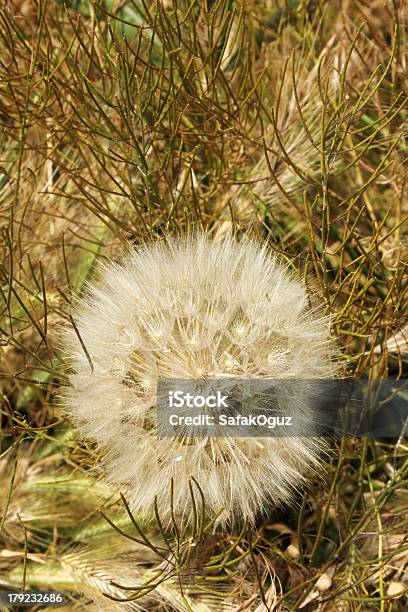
xmin=63 ymin=235 xmax=336 ymax=525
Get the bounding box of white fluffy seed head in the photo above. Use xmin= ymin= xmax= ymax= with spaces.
xmin=62 ymin=235 xmax=336 ymax=525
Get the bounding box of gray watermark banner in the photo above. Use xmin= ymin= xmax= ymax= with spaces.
xmin=156 ymin=378 xmax=408 ymax=438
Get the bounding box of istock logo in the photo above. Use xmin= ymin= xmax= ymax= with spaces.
xmin=168 ymin=390 xmax=229 ymax=409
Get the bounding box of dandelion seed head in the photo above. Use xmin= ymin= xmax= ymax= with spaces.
xmin=63 ymin=235 xmax=336 ymax=525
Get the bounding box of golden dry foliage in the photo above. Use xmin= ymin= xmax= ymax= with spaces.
xmin=0 ymin=0 xmax=407 ymax=610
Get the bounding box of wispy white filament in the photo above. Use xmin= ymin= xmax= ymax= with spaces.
xmin=63 ymin=235 xmax=335 ymax=525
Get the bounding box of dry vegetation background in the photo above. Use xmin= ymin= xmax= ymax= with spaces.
xmin=0 ymin=0 xmax=407 ymax=610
